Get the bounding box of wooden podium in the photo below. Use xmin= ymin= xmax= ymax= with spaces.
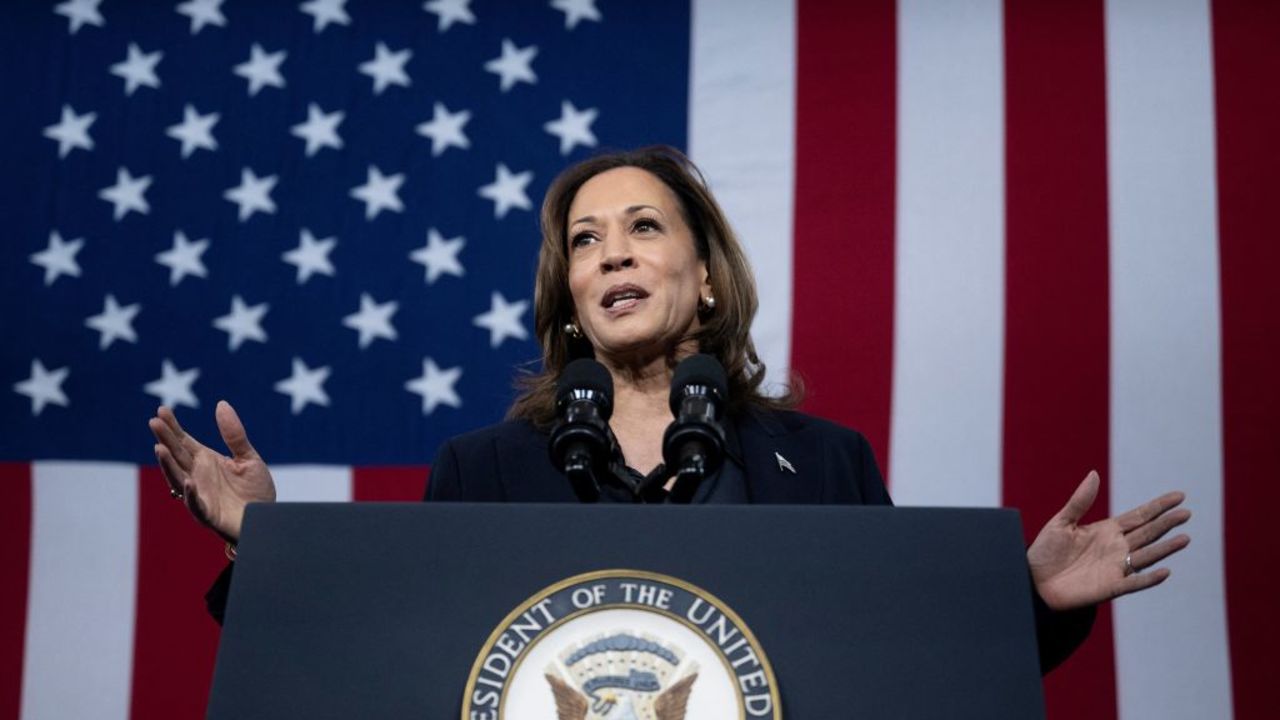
xmin=208 ymin=503 xmax=1045 ymax=718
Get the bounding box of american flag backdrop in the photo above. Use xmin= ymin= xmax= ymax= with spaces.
xmin=0 ymin=0 xmax=1275 ymax=718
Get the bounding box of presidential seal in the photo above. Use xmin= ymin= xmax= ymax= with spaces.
xmin=462 ymin=570 xmax=781 ymax=719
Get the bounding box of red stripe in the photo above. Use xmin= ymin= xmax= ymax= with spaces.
xmin=0 ymin=464 xmax=32 ymax=719
xmin=353 ymin=466 xmax=430 ymax=502
xmin=1212 ymin=2 xmax=1280 ymax=717
xmin=129 ymin=467 xmax=225 ymax=720
xmin=1003 ymin=1 xmax=1117 ymax=715
xmin=791 ymin=0 xmax=897 ymax=477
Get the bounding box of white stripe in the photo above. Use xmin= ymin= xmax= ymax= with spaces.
xmin=688 ymin=0 xmax=796 ymax=393
xmin=272 ymin=465 xmax=353 ymax=502
xmin=1105 ymin=1 xmax=1232 ymax=718
xmin=890 ymin=0 xmax=1005 ymax=507
xmin=22 ymin=462 xmax=138 ymax=720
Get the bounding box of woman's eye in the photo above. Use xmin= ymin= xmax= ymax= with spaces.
xmin=633 ymin=219 xmax=659 ymax=233
xmin=569 ymin=232 xmax=596 ymax=249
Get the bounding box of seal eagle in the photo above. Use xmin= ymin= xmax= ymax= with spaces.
xmin=545 ymin=672 xmax=698 ymax=720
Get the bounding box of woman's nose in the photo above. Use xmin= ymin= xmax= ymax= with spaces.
xmin=598 ymin=232 xmax=635 ymax=273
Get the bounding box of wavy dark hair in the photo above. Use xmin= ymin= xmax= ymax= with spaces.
xmin=507 ymin=146 xmax=798 ymax=428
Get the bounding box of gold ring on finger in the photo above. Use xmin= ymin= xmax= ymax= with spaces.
xmin=1124 ymin=553 xmax=1137 ymax=576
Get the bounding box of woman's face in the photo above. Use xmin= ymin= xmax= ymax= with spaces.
xmin=566 ymin=167 xmax=710 ymax=362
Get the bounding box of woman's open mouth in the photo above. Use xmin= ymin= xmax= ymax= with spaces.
xmin=601 ymin=284 xmax=649 ymax=313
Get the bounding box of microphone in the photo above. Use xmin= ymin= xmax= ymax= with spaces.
xmin=661 ymin=354 xmax=728 ymax=503
xmin=549 ymin=359 xmax=615 ymax=502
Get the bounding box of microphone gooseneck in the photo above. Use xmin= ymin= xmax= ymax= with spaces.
xmin=661 ymin=354 xmax=728 ymax=503
xmin=549 ymin=359 xmax=615 ymax=502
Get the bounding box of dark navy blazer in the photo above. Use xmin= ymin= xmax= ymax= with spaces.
xmin=425 ymin=408 xmax=891 ymax=506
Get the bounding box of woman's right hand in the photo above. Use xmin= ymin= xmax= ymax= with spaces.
xmin=148 ymin=400 xmax=276 ymax=543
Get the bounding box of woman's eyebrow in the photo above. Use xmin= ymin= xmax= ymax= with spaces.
xmin=570 ymin=205 xmax=663 ymax=228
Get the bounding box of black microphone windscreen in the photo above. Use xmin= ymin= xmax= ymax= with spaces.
xmin=557 ymin=358 xmax=614 ymax=406
xmin=669 ymin=354 xmax=728 ymax=414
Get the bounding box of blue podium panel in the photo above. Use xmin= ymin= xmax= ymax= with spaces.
xmin=210 ymin=504 xmax=1044 ymax=719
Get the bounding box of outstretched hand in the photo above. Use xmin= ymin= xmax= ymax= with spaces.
xmin=148 ymin=400 xmax=276 ymax=543
xmin=1027 ymin=471 xmax=1190 ymax=612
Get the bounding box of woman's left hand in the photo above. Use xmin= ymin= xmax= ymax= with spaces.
xmin=1027 ymin=470 xmax=1191 ymax=611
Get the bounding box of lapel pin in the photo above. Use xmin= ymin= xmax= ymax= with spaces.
xmin=775 ymin=451 xmax=796 ymax=474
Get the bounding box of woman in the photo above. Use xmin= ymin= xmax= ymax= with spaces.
xmin=148 ymin=146 xmax=1190 ymax=672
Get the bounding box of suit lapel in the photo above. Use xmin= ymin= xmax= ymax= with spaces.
xmin=494 ymin=424 xmax=579 ymax=502
xmin=736 ymin=411 xmax=826 ymax=504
